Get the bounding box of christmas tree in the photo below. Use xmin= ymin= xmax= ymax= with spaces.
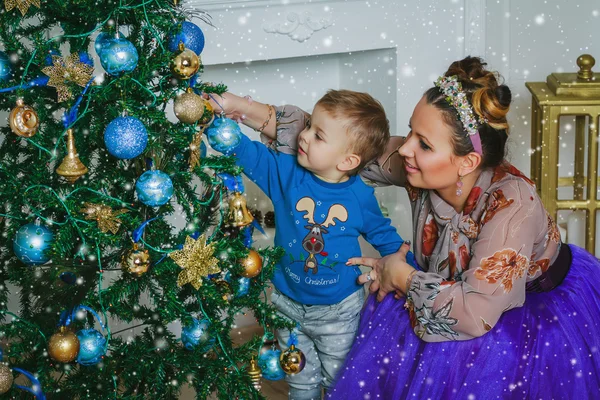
xmin=0 ymin=1 xmax=294 ymax=398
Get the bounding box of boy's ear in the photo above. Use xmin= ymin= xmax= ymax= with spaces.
xmin=338 ymin=154 xmax=361 ymax=172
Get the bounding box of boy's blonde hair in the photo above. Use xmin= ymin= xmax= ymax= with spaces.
xmin=315 ymin=89 xmax=390 ymax=175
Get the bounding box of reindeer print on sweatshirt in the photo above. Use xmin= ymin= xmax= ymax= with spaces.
xmin=232 ymin=134 xmax=406 ymax=305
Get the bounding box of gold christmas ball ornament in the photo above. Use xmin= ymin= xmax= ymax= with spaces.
xmin=9 ymin=98 xmax=39 ymax=138
xmin=279 ymin=345 xmax=306 ymax=375
xmin=0 ymin=363 xmax=13 ymax=395
xmin=170 ymin=43 xmax=200 ymax=79
xmin=121 ymin=243 xmax=151 ymax=277
xmin=48 ymin=326 xmax=80 ymax=363
xmin=174 ymin=88 xmax=205 ymax=124
xmin=239 ymin=249 xmax=263 ymax=278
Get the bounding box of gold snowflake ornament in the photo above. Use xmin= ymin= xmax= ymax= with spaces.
xmin=80 ymin=202 xmax=128 ymax=234
xmin=42 ymin=53 xmax=94 ymax=102
xmin=5 ymin=0 xmax=40 ymax=16
xmin=169 ymin=235 xmax=220 ymax=290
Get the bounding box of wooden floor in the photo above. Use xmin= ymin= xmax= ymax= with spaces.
xmin=179 ymin=323 xmax=289 ymax=399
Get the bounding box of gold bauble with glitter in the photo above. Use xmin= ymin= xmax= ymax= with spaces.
xmin=279 ymin=345 xmax=306 ymax=375
xmin=9 ymin=98 xmax=39 ymax=137
xmin=56 ymin=129 xmax=88 ymax=183
xmin=170 ymin=43 xmax=200 ymax=79
xmin=239 ymin=249 xmax=263 ymax=278
xmin=174 ymin=88 xmax=205 ymax=124
xmin=0 ymin=363 xmax=13 ymax=394
xmin=48 ymin=326 xmax=80 ymax=363
xmin=121 ymin=243 xmax=150 ymax=277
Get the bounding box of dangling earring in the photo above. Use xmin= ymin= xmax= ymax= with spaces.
xmin=456 ymin=175 xmax=464 ymax=197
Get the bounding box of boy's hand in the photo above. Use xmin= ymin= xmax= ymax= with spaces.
xmin=204 ymin=92 xmax=249 ymax=123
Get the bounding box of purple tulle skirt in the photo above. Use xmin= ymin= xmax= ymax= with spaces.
xmin=328 ymin=245 xmax=600 ymax=399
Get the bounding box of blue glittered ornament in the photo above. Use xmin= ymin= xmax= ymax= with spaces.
xmin=96 ymin=34 xmax=138 ymax=76
xmin=0 ymin=51 xmax=12 ymax=81
xmin=76 ymin=328 xmax=107 ymax=366
xmin=13 ymin=223 xmax=54 ymax=265
xmin=135 ymin=170 xmax=174 ymax=207
xmin=104 ymin=116 xmax=148 ymax=159
xmin=258 ymin=349 xmax=286 ymax=381
xmin=181 ymin=318 xmax=214 ymax=351
xmin=168 ymin=21 xmax=205 ymax=56
xmin=206 ymin=117 xmax=242 ymax=154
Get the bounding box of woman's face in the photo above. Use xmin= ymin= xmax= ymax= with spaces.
xmin=398 ymin=96 xmax=461 ymax=190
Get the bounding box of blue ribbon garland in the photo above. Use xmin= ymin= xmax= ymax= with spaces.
xmin=0 ymin=75 xmax=49 ymax=93
xmin=58 ymin=305 xmax=107 ymax=333
xmin=286 ymin=323 xmax=301 ymax=347
xmin=132 ymin=217 xmax=158 ymax=243
xmin=13 ymin=368 xmax=46 ymax=400
xmin=62 ymin=77 xmax=95 ymax=129
xmin=218 ymin=173 xmax=244 ymax=193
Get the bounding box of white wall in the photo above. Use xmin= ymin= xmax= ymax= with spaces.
xmin=193 ymin=0 xmax=600 ymax=250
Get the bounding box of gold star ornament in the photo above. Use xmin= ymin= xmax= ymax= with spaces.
xmin=42 ymin=53 xmax=94 ymax=102
xmin=169 ymin=235 xmax=220 ymax=290
xmin=80 ymin=202 xmax=128 ymax=234
xmin=5 ymin=0 xmax=40 ymax=16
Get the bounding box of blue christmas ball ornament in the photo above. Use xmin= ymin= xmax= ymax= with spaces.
xmin=258 ymin=349 xmax=286 ymax=381
xmin=94 ymin=32 xmax=112 ymax=51
xmin=168 ymin=21 xmax=205 ymax=56
xmin=0 ymin=51 xmax=12 ymax=81
xmin=13 ymin=223 xmax=54 ymax=265
xmin=76 ymin=328 xmax=106 ymax=366
xmin=104 ymin=116 xmax=148 ymax=159
xmin=135 ymin=170 xmax=174 ymax=207
xmin=206 ymin=117 xmax=242 ymax=154
xmin=96 ymin=34 xmax=138 ymax=76
xmin=181 ymin=318 xmax=214 ymax=351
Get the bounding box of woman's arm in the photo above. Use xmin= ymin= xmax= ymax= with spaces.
xmin=207 ymin=92 xmax=277 ymax=140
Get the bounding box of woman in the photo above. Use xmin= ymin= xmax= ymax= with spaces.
xmin=210 ymin=57 xmax=600 ymax=399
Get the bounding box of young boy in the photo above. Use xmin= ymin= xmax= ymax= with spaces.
xmin=217 ymin=90 xmax=407 ymax=400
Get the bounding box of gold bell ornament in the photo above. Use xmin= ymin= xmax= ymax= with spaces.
xmin=9 ymin=98 xmax=39 ymax=137
xmin=247 ymin=357 xmax=262 ymax=391
xmin=228 ymin=192 xmax=254 ymax=227
xmin=279 ymin=345 xmax=306 ymax=375
xmin=48 ymin=326 xmax=80 ymax=363
xmin=170 ymin=42 xmax=200 ymax=79
xmin=239 ymin=249 xmax=263 ymax=278
xmin=0 ymin=362 xmax=13 ymax=395
xmin=174 ymin=87 xmax=205 ymax=124
xmin=121 ymin=243 xmax=151 ymax=277
xmin=56 ymin=129 xmax=88 ymax=183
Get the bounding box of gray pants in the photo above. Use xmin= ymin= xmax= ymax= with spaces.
xmin=271 ymin=288 xmax=365 ymax=400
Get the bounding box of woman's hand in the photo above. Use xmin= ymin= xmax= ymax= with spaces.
xmin=348 ymin=241 xmax=416 ymax=302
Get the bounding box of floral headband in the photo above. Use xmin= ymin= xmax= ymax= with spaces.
xmin=435 ymin=75 xmax=487 ymax=154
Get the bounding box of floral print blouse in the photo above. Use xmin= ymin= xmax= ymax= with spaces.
xmin=270 ymin=105 xmax=562 ymax=342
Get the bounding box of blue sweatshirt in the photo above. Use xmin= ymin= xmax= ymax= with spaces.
xmin=233 ymin=135 xmax=404 ymax=305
